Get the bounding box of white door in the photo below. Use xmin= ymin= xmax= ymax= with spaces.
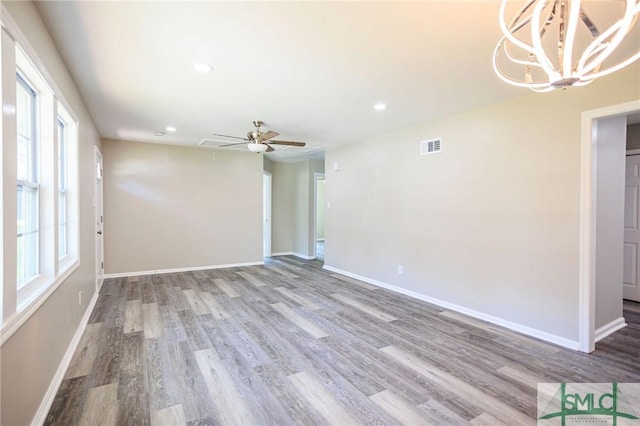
xmin=623 ymin=154 xmax=640 ymax=301
xmin=263 ymin=172 xmax=272 ymax=257
xmin=95 ymin=148 xmax=105 ymax=288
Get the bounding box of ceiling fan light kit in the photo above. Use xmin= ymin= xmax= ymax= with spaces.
xmin=212 ymin=120 xmax=307 ymax=154
xmin=493 ymin=0 xmax=640 ymax=92
xmin=247 ymin=143 xmax=269 ymax=153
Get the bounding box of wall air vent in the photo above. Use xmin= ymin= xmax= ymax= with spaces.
xmin=420 ymin=138 xmax=442 ymax=155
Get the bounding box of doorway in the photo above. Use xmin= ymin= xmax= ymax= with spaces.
xmin=313 ymin=173 xmax=325 ymax=260
xmin=624 ymin=151 xmax=640 ymax=302
xmin=95 ymin=147 xmax=104 ymax=289
xmin=579 ymin=100 xmax=640 ymax=352
xmin=263 ymin=171 xmax=272 ymax=258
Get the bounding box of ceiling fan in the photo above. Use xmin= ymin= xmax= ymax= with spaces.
xmin=212 ymin=120 xmax=306 ymax=153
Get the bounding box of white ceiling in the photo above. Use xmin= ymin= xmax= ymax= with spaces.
xmin=33 ymin=1 xmax=575 ymax=160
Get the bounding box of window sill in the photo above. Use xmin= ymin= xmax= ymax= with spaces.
xmin=1 ymin=259 xmax=80 ymax=347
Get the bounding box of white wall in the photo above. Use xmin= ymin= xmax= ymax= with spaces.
xmin=325 ymin=65 xmax=639 ymax=344
xmin=102 ymin=139 xmax=263 ymax=274
xmin=595 ymin=116 xmax=627 ymax=329
xmin=1 ymin=2 xmax=101 ymax=425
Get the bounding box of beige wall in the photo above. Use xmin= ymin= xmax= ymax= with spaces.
xmin=1 ymin=2 xmax=102 ymax=425
xmin=628 ymin=124 xmax=640 ymax=150
xmin=595 ymin=116 xmax=626 ymax=329
xmin=271 ymin=161 xmax=296 ymax=254
xmin=325 ymin=65 xmax=640 ymax=343
xmin=102 ymin=139 xmax=263 ymax=273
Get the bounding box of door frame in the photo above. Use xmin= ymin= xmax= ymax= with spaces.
xmin=263 ymin=171 xmax=272 ymax=257
xmin=312 ymin=173 xmax=325 ymax=259
xmin=94 ymin=146 xmax=104 ymax=290
xmin=623 ymin=151 xmax=640 ymax=302
xmin=579 ymin=100 xmax=640 ymax=352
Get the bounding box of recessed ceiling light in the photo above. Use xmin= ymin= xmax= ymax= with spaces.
xmin=166 ymin=126 xmax=177 ymax=132
xmin=154 ymin=131 xmax=166 ymax=136
xmin=193 ymin=63 xmax=213 ymax=73
xmin=374 ymin=103 xmax=387 ymax=111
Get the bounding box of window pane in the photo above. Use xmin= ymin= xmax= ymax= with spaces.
xmin=16 ymin=74 xmax=39 ymax=286
xmin=16 ymin=75 xmax=36 ymax=182
xmin=58 ymin=192 xmax=67 ymax=259
xmin=58 ymin=120 xmax=66 ymax=190
xmin=58 ymin=119 xmax=68 ymax=259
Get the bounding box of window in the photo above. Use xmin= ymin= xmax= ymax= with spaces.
xmin=57 ymin=119 xmax=67 ymax=260
xmin=16 ymin=74 xmax=39 ymax=288
xmin=2 ymin=19 xmax=81 ymax=343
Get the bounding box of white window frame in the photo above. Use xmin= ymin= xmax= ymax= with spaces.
xmin=16 ymin=71 xmax=40 ymax=290
xmin=1 ymin=12 xmax=81 ymax=345
xmin=57 ymin=118 xmax=67 ymax=261
xmin=56 ymin=100 xmax=78 ymax=274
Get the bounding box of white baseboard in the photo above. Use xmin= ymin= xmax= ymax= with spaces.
xmin=31 ymin=286 xmax=101 ymax=426
xmin=323 ymin=265 xmax=580 ymax=350
xmin=104 ymin=260 xmax=264 ymax=279
xmin=271 ymin=252 xmax=316 ymax=260
xmin=594 ymin=317 xmax=626 ymax=342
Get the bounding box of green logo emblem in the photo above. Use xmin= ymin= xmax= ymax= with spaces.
xmin=539 ymin=383 xmax=639 ymax=425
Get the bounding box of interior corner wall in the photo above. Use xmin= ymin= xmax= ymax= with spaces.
xmin=102 ymin=139 xmax=263 ymax=274
xmin=595 ymin=116 xmax=627 ymax=330
xmin=324 ymin=64 xmax=640 ymax=344
xmin=1 ymin=2 xmax=102 ymax=425
xmin=263 ymin=156 xmax=274 ymax=174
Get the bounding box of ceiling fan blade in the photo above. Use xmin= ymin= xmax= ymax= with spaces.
xmin=260 ymin=131 xmax=280 ymax=141
xmin=218 ymin=142 xmax=249 ymax=147
xmin=211 ymin=133 xmax=249 ymax=141
xmin=266 ymin=144 xmax=275 ymax=152
xmin=269 ymin=140 xmax=306 ymax=147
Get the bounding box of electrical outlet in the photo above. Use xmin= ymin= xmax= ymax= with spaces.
xmin=78 ymin=291 xmax=82 ymax=306
xmin=397 ymin=265 xmax=404 ymax=274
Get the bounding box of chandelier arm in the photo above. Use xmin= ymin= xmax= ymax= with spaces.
xmin=579 ymin=8 xmax=600 ymax=38
xmin=503 ymin=40 xmax=545 ymax=66
xmin=531 ymin=0 xmax=561 ymax=81
xmin=577 ymin=2 xmax=638 ymax=77
xmin=584 ymin=50 xmax=640 ymax=81
xmin=492 ymin=43 xmax=556 ymax=88
xmin=577 ymin=21 xmax=622 ymax=68
xmin=562 ymin=0 xmax=583 ymax=79
xmin=499 ymin=0 xmax=538 ymax=55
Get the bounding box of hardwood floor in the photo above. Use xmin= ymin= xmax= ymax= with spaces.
xmin=45 ymin=257 xmax=640 ymax=425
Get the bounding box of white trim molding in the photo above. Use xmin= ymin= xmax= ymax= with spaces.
xmin=30 ymin=284 xmax=101 ymax=426
xmin=579 ymin=100 xmax=640 ymax=353
xmin=324 ymin=264 xmax=579 ymax=350
xmin=103 ymin=260 xmax=264 ymax=279
xmin=594 ymin=317 xmax=627 ymax=343
xmin=627 ymin=149 xmax=640 ymax=156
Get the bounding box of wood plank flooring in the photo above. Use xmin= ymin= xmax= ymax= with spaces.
xmin=45 ymin=257 xmax=640 ymax=425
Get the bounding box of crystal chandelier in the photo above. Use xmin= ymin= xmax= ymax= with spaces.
xmin=493 ymin=0 xmax=640 ymax=92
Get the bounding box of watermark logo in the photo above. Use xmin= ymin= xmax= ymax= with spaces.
xmin=538 ymin=383 xmax=640 ymax=425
